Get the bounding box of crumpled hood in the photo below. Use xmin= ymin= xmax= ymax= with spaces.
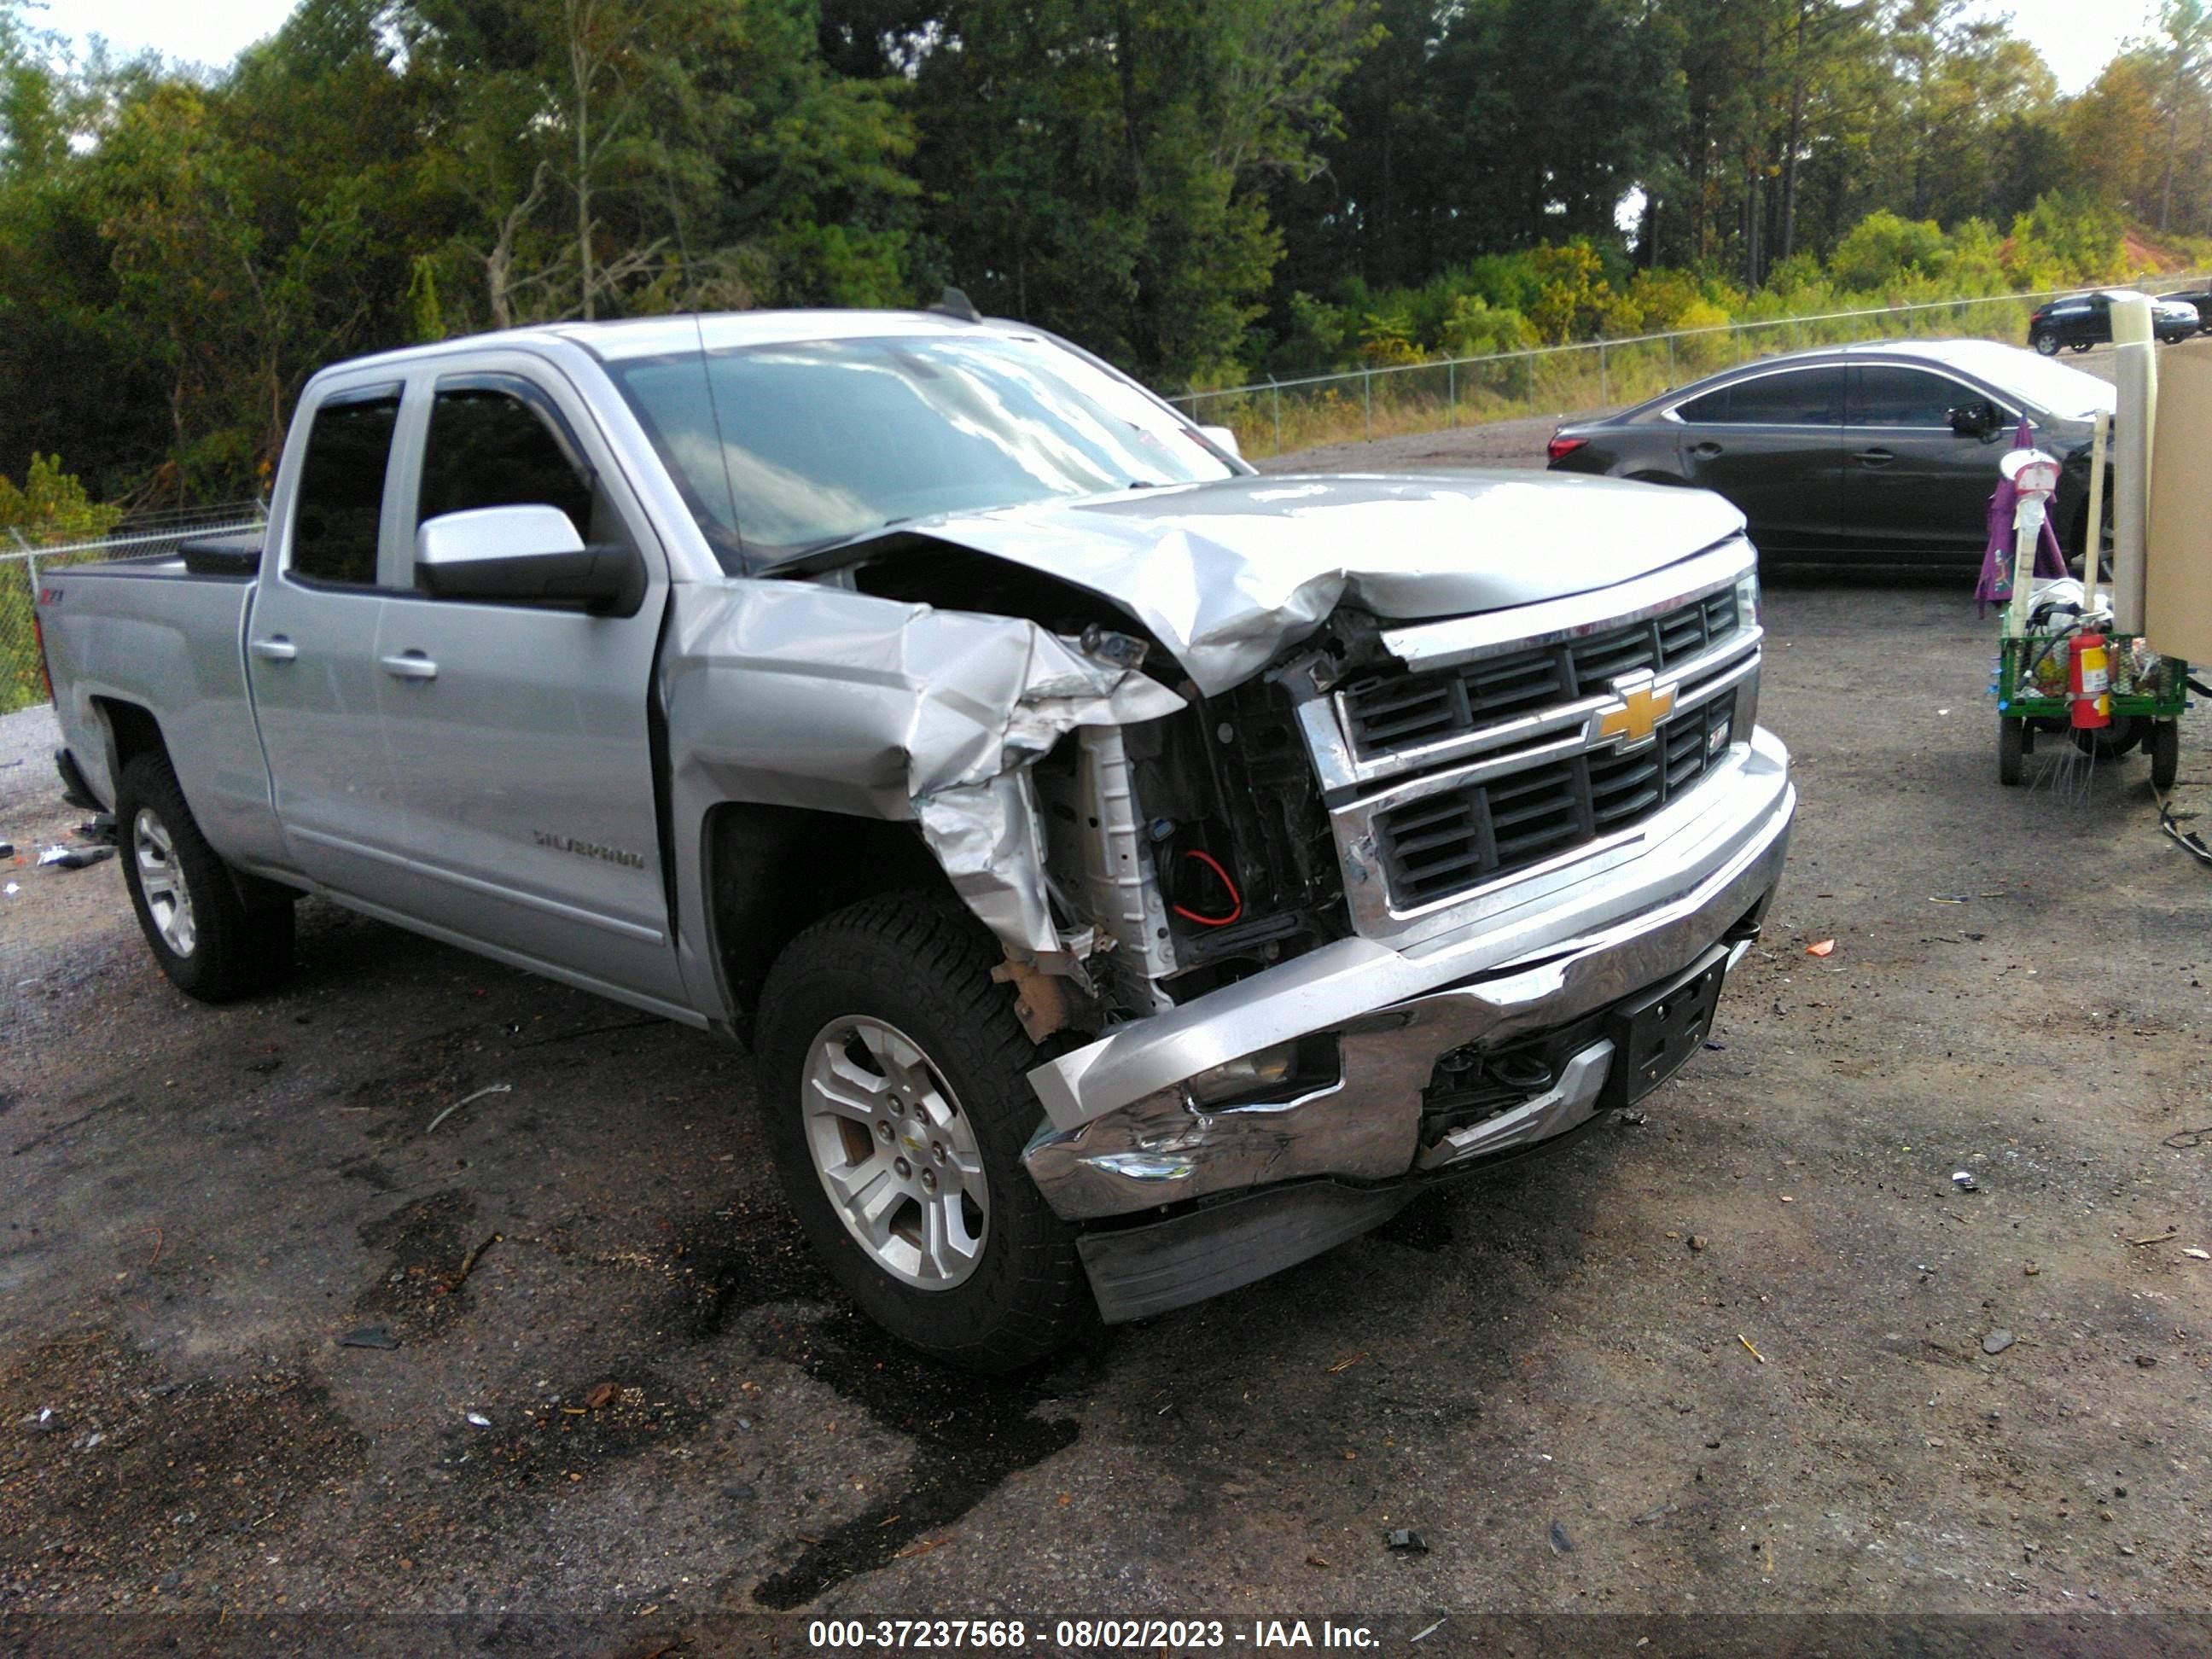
xmin=841 ymin=469 xmax=1747 ymax=695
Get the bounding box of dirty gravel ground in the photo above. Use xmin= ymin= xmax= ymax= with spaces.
xmin=4 ymin=410 xmax=2211 ymax=1650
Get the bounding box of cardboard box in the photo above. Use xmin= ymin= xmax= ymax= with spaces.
xmin=2147 ymin=337 xmax=2212 ymax=661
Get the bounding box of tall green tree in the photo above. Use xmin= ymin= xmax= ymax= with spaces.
xmin=912 ymin=0 xmax=1374 ymax=382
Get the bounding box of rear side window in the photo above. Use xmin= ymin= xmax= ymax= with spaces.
xmin=1851 ymin=366 xmax=1969 ymax=428
xmin=418 ymin=386 xmax=595 ymax=539
xmin=1737 ymin=369 xmax=1841 ymax=424
xmin=1674 ymin=368 xmax=1843 ymax=425
xmin=1674 ymin=387 xmax=1732 ymax=423
xmin=291 ymin=392 xmax=400 ymax=585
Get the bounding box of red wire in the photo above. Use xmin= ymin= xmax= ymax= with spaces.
xmin=1172 ymin=848 xmax=1243 ymax=927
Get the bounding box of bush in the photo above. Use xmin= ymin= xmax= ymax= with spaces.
xmin=1439 ymin=294 xmax=1534 ymax=357
xmin=0 ymin=454 xmax=119 ymax=547
xmin=1828 ymin=211 xmax=1948 ymax=291
xmin=2002 ymin=193 xmax=2125 ymax=289
xmin=2 ymin=455 xmax=121 ymax=712
xmin=1358 ymin=307 xmax=1423 ymax=365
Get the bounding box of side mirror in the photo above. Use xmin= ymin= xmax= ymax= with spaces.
xmin=1948 ymin=403 xmax=2000 ymax=441
xmin=1197 ymin=423 xmax=1243 ymax=460
xmin=415 ymin=504 xmax=643 ymax=614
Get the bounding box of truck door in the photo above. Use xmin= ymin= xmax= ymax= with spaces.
xmin=375 ymin=367 xmax=684 ymax=1008
xmin=247 ymin=383 xmax=423 ymax=916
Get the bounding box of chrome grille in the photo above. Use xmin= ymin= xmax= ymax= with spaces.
xmin=1342 ymin=588 xmax=1739 ymax=760
xmin=1374 ymin=698 xmax=1736 ymax=908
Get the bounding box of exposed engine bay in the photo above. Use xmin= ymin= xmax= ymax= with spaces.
xmin=838 ymin=535 xmax=1359 ymax=1027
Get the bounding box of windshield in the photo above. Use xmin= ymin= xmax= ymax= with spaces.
xmin=1976 ymin=352 xmax=2118 ymax=421
xmin=602 ymin=330 xmax=1238 ymax=571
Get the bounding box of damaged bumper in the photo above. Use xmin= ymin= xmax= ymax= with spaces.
xmin=1023 ymin=727 xmax=1794 ymax=1262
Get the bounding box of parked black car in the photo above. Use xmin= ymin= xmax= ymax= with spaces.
xmin=2157 ymin=286 xmax=2212 ymax=332
xmin=1545 ymin=340 xmax=2113 ymax=576
xmin=2026 ymin=288 xmax=2198 ymax=354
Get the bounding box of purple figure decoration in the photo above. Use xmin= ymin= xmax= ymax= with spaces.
xmin=1974 ymin=416 xmax=2069 ymax=613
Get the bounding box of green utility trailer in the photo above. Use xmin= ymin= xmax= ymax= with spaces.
xmin=1995 ymin=631 xmax=2186 ymax=789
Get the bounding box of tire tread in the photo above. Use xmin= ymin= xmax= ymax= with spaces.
xmin=115 ymin=751 xmax=292 ymax=1001
xmin=755 ymin=888 xmax=1091 ymax=1371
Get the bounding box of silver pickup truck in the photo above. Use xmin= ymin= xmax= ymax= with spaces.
xmin=38 ymin=308 xmax=1795 ymax=1369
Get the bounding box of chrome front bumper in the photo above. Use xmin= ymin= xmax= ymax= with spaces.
xmin=1024 ymin=726 xmax=1795 ymax=1221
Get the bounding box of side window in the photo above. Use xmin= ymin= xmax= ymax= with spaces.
xmin=418 ymin=386 xmax=597 ymax=544
xmin=1675 ymin=387 xmax=1731 ymax=423
xmin=291 ymin=393 xmax=400 ymax=585
xmin=1724 ymin=368 xmax=1843 ymax=425
xmin=1677 ymin=370 xmax=1842 ymax=426
xmin=1851 ymin=366 xmax=1965 ymax=428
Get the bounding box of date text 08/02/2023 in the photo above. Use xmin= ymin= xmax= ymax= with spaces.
xmin=806 ymin=1619 xmax=1382 ymax=1650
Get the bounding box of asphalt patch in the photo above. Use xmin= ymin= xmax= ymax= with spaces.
xmin=665 ymin=1196 xmax=838 ymax=1342
xmin=351 ymin=1188 xmax=483 ymax=1343
xmin=435 ymin=1364 xmax=711 ymax=1491
xmin=746 ymin=1313 xmax=1087 ymax=1610
xmin=0 ymin=1328 xmax=365 ymax=1608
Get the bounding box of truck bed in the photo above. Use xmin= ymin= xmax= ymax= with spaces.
xmin=38 ymin=556 xmax=276 ymax=862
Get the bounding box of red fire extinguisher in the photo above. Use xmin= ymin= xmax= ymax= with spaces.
xmin=2069 ymin=632 xmax=2111 ymax=730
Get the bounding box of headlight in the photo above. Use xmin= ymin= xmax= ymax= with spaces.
xmin=1735 ymin=569 xmax=1761 ymax=630
xmin=1187 ymin=1039 xmax=1302 ymax=1107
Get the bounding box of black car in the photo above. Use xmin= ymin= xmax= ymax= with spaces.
xmin=2156 ymin=287 xmax=2212 ymax=332
xmin=2026 ymin=288 xmax=2198 ymax=354
xmin=1545 ymin=340 xmax=2113 ymax=576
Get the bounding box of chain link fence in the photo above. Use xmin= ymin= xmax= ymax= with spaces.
xmin=3 ymin=504 xmax=265 ymax=715
xmin=1168 ymin=281 xmax=2210 ymax=460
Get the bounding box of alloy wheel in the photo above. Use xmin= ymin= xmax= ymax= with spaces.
xmin=132 ymin=806 xmax=197 ymax=958
xmin=800 ymin=1016 xmax=989 ymax=1289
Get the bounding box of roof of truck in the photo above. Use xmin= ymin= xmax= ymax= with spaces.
xmin=323 ymin=309 xmax=1013 ymax=378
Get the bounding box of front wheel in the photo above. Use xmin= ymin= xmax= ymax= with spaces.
xmin=114 ymin=750 xmax=294 ymax=1000
xmin=755 ymin=889 xmax=1091 ymax=1371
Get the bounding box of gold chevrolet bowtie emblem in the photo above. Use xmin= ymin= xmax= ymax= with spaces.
xmin=1597 ymin=673 xmax=1674 ymax=748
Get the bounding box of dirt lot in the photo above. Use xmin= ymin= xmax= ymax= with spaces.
xmin=4 ymin=410 xmax=2210 ymax=1648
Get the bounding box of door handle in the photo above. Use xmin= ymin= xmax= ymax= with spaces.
xmin=1690 ymin=441 xmax=1723 ymax=459
xmin=250 ymin=637 xmax=296 ymax=662
xmin=379 ymin=651 xmax=439 ymax=682
xmin=1855 ymin=447 xmax=1895 ymax=466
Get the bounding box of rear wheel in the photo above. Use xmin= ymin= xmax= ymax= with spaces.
xmin=2033 ymin=327 xmax=2060 ymax=356
xmin=2151 ymin=719 xmax=2180 ymax=791
xmin=2072 ymin=715 xmax=2141 ymax=759
xmin=755 ymin=889 xmax=1091 ymax=1371
xmin=115 ymin=751 xmax=294 ymax=1000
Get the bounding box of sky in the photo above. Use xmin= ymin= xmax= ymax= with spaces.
xmin=43 ymin=0 xmax=2171 ymax=94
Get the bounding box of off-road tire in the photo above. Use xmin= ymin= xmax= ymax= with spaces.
xmin=114 ymin=751 xmax=294 ymax=1001
xmin=2151 ymin=719 xmax=2180 ymax=791
xmin=755 ymin=888 xmax=1091 ymax=1371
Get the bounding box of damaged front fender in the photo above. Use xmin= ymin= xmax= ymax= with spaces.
xmin=661 ymin=580 xmax=1185 ymax=1008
